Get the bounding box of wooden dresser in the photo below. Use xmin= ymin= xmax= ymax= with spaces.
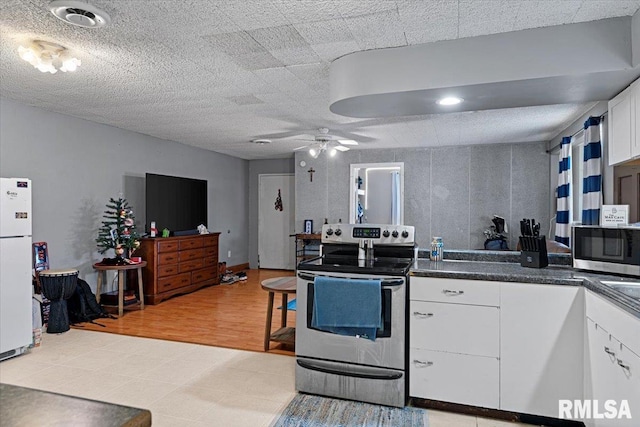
xmin=136 ymin=233 xmax=220 ymax=304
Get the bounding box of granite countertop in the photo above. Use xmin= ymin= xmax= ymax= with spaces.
xmin=0 ymin=383 xmax=151 ymax=427
xmin=410 ymin=254 xmax=640 ymax=319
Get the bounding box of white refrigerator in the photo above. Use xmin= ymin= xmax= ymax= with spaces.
xmin=0 ymin=177 xmax=33 ymax=361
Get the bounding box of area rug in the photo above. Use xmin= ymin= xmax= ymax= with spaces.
xmin=270 ymin=394 xmax=428 ymax=427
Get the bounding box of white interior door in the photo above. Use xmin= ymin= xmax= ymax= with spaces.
xmin=258 ymin=174 xmax=295 ymax=270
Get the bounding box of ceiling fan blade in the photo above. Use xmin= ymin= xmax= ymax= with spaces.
xmin=337 ymin=139 xmax=358 ymax=146
xmin=293 ymin=145 xmax=309 ymax=151
xmin=335 ymin=145 xmax=350 ymax=152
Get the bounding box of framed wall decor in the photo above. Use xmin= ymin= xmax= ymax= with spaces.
xmin=304 ymin=219 xmax=313 ymax=234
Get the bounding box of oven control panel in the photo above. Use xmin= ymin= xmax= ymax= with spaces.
xmin=322 ymin=224 xmax=415 ymax=245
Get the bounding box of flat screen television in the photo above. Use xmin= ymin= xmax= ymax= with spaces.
xmin=145 ymin=173 xmax=208 ymax=235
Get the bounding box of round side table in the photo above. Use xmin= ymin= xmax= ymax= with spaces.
xmin=93 ymin=261 xmax=146 ymax=317
xmin=261 ymin=276 xmax=296 ymax=351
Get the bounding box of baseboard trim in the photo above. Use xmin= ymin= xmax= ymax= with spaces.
xmin=227 ymin=263 xmax=249 ymax=273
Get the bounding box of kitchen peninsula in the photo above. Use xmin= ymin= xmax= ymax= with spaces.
xmin=408 ymin=251 xmax=639 ymax=427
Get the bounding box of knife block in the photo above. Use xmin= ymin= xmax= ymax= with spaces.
xmin=519 ymin=236 xmax=549 ymax=268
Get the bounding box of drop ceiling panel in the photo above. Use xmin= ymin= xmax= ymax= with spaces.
xmin=397 ymin=0 xmax=458 ymax=44
xmin=1 ymin=0 xmax=639 ymax=159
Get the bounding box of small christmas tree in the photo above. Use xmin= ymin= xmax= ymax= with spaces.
xmin=96 ymin=197 xmax=141 ymax=262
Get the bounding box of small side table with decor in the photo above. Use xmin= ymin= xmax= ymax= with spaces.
xmin=262 ymin=276 xmax=297 ymax=351
xmin=93 ymin=261 xmax=146 ymax=317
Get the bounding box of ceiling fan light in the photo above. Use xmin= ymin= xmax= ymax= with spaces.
xmin=329 ymin=148 xmax=337 ymax=157
xmin=335 ymin=145 xmax=349 ymax=152
xmin=309 ymin=148 xmax=318 ymax=158
xmin=338 ymin=139 xmax=358 ymax=146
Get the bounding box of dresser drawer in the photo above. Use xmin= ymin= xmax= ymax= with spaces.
xmin=410 ymin=277 xmax=500 ymax=306
xmin=158 ymin=264 xmax=178 ymax=277
xmin=203 ymin=235 xmax=218 ymax=247
xmin=410 ymin=347 xmax=499 ymax=408
xmin=192 ymin=266 xmax=217 ymax=284
xmin=158 ymin=241 xmax=179 ymax=253
xmin=179 ymin=238 xmax=202 ymax=250
xmin=158 ymin=273 xmax=190 ymax=293
xmin=179 ymin=248 xmax=204 ymax=262
xmin=158 ymin=252 xmax=179 ymax=264
xmin=410 ymin=301 xmax=499 ymax=357
xmin=203 ymin=256 xmax=217 ymax=267
xmin=203 ymin=246 xmax=218 ymax=257
xmin=179 ymin=259 xmax=204 ymax=273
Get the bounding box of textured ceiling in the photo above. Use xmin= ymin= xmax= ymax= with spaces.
xmin=1 ymin=0 xmax=640 ymax=160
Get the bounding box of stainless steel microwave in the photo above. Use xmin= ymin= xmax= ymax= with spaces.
xmin=572 ymin=226 xmax=640 ymax=277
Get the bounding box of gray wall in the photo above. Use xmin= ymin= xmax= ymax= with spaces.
xmin=0 ymin=98 xmax=249 ymax=292
xmin=295 ymin=142 xmax=550 ymax=251
xmin=247 ymin=158 xmax=295 ymax=268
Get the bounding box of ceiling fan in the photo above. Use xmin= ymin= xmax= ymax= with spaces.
xmin=292 ymin=128 xmax=358 ymax=158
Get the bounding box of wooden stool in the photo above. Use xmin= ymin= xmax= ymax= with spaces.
xmin=262 ymin=276 xmax=296 ymax=351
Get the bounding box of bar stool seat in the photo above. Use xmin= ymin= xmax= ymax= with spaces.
xmin=262 ymin=276 xmax=296 ymax=351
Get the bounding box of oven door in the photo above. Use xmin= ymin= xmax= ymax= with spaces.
xmin=295 ymin=270 xmax=406 ymax=370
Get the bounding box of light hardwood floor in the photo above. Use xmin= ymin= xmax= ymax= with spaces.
xmin=75 ymin=269 xmax=296 ymax=355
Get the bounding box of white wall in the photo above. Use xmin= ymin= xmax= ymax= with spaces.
xmin=0 ymin=98 xmax=249 ymax=291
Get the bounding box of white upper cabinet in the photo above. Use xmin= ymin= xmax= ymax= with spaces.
xmin=609 ymin=78 xmax=640 ymax=166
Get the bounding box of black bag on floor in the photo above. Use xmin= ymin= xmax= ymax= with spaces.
xmin=67 ymin=278 xmax=114 ymax=326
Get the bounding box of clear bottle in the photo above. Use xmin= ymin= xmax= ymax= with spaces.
xmin=430 ymin=237 xmax=443 ymax=261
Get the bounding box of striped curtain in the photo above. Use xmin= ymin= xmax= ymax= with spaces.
xmin=582 ymin=117 xmax=602 ymax=225
xmin=555 ymin=136 xmax=572 ymax=246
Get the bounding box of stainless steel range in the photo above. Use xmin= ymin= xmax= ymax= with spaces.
xmin=295 ymin=223 xmax=415 ymax=407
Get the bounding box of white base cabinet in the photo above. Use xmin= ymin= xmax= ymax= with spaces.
xmin=584 ymin=291 xmax=640 ymax=427
xmin=409 ymin=278 xmax=500 ymax=409
xmin=409 ymin=276 xmax=640 ymax=424
xmin=410 ymin=348 xmax=499 ymax=408
xmin=500 ymin=283 xmax=585 ymax=418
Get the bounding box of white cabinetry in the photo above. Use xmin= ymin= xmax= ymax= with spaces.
xmin=584 ymin=290 xmax=640 ymax=427
xmin=409 ymin=277 xmax=500 ymax=409
xmin=500 ymin=284 xmax=584 ymax=418
xmin=609 ymin=78 xmax=640 ymax=166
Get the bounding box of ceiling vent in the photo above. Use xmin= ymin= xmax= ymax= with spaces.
xmin=49 ymin=0 xmax=111 ymax=28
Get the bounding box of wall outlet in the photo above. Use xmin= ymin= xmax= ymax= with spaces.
xmin=228 ymin=250 xmax=231 ymax=258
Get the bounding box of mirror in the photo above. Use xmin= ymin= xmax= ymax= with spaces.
xmin=349 ymin=163 xmax=404 ymax=225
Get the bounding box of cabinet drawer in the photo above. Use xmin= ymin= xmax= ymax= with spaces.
xmin=158 ymin=264 xmax=178 ymax=277
xmin=179 ymin=259 xmax=204 ymax=273
xmin=410 ymin=301 xmax=499 ymax=357
xmin=203 ymin=235 xmax=218 ymax=247
xmin=410 ymin=277 xmax=500 ymax=306
xmin=178 ymin=248 xmax=204 ymax=262
xmin=203 ymin=246 xmax=218 ymax=257
xmin=410 ymin=347 xmax=499 ymax=409
xmin=203 ymin=256 xmax=217 ymax=266
xmin=158 ymin=241 xmax=179 ymax=253
xmin=192 ymin=266 xmax=217 ymax=284
xmin=158 ymin=252 xmax=179 ymax=264
xmin=158 ymin=273 xmax=190 ymax=293
xmin=179 ymin=238 xmax=202 ymax=250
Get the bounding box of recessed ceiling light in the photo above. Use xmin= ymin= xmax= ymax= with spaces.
xmin=251 ymin=139 xmax=271 ymax=145
xmin=49 ymin=0 xmax=111 ymax=28
xmin=437 ymin=97 xmax=463 ymax=106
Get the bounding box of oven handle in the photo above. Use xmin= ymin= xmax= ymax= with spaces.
xmin=297 ymin=272 xmax=404 ymax=287
xmin=297 ymin=359 xmax=403 ymax=380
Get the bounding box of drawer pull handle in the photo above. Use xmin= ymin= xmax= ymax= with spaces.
xmin=413 ymin=312 xmax=433 ymax=318
xmin=413 ymin=360 xmax=433 ymax=368
xmin=604 ymin=346 xmax=616 ymax=356
xmin=617 ymin=359 xmax=630 ymax=372
xmin=442 ymin=289 xmax=464 ymax=296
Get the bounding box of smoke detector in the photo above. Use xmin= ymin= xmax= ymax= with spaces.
xmin=49 ymin=1 xmax=111 ymax=28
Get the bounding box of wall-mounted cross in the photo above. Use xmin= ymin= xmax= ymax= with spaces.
xmin=308 ymin=168 xmax=315 ymax=182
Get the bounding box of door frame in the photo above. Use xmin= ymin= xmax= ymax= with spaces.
xmin=258 ymin=173 xmax=295 ymax=270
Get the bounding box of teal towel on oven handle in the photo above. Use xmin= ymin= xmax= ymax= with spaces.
xmin=311 ymin=276 xmax=382 ymax=341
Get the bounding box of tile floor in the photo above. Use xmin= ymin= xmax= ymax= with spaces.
xmin=0 ymin=330 xmax=530 ymax=427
